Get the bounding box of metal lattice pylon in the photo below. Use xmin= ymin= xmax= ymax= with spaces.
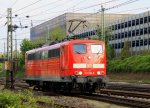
xmin=5 ymin=8 xmax=14 ymax=89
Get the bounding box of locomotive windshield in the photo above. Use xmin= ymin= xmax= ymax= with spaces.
xmin=91 ymin=44 xmax=103 ymax=54
xmin=74 ymin=44 xmax=86 ymax=54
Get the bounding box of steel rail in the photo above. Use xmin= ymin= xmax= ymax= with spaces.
xmin=99 ymin=89 xmax=150 ymax=99
xmin=75 ymin=93 xmax=150 ymax=108
xmin=107 ymin=82 xmax=150 ymax=92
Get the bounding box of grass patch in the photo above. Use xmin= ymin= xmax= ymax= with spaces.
xmin=0 ymin=89 xmax=54 ymax=108
xmin=108 ymin=55 xmax=150 ymax=73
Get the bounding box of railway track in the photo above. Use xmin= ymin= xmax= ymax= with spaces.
xmin=75 ymin=93 xmax=150 ymax=108
xmin=99 ymin=89 xmax=150 ymax=99
xmin=0 ymin=78 xmax=150 ymax=108
xmin=107 ymin=82 xmax=150 ymax=92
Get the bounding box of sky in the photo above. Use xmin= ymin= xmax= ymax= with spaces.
xmin=0 ymin=0 xmax=150 ymax=53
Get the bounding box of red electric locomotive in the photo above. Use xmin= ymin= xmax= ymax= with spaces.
xmin=25 ymin=40 xmax=108 ymax=92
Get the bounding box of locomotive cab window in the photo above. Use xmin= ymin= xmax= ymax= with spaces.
xmin=91 ymin=44 xmax=103 ymax=54
xmin=74 ymin=44 xmax=86 ymax=54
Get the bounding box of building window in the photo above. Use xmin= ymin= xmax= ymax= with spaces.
xmin=125 ymin=22 xmax=127 ymax=28
xmin=118 ymin=33 xmax=120 ymax=39
xmin=118 ymin=43 xmax=121 ymax=49
xmin=136 ymin=40 xmax=139 ymax=47
xmin=140 ymin=39 xmax=143 ymax=46
xmin=118 ymin=24 xmax=120 ymax=29
xmin=115 ymin=34 xmax=118 ymax=39
xmin=93 ymin=30 xmax=96 ymax=35
xmin=140 ymin=29 xmax=143 ymax=35
xmin=144 ymin=17 xmax=148 ymax=23
xmin=144 ymin=28 xmax=148 ymax=34
xmin=128 ymin=31 xmax=131 ymax=37
xmin=128 ymin=21 xmax=131 ymax=27
xmin=136 ymin=19 xmax=139 ymax=25
xmin=121 ymin=23 xmax=124 ymax=29
xmin=136 ymin=29 xmax=139 ymax=36
xmin=144 ymin=39 xmax=148 ymax=45
xmin=115 ymin=43 xmax=117 ymax=49
xmin=148 ymin=27 xmax=150 ymax=33
xmin=125 ymin=32 xmax=128 ymax=38
xmin=121 ymin=33 xmax=124 ymax=39
xmin=115 ymin=25 xmax=117 ymax=30
xmin=132 ymin=20 xmax=135 ymax=26
xmin=112 ymin=25 xmax=114 ymax=30
xmin=132 ymin=41 xmax=135 ymax=47
xmin=132 ymin=30 xmax=135 ymax=37
xmin=140 ymin=18 xmax=143 ymax=24
xmin=149 ymin=16 xmax=150 ymax=22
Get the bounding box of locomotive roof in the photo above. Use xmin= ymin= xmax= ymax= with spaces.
xmin=26 ymin=39 xmax=104 ymax=54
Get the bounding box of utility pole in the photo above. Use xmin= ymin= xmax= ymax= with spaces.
xmin=15 ymin=31 xmax=17 ymax=59
xmin=101 ymin=5 xmax=105 ymax=42
xmin=5 ymin=8 xmax=14 ymax=89
xmin=4 ymin=42 xmax=6 ymax=58
xmin=14 ymin=31 xmax=18 ymax=73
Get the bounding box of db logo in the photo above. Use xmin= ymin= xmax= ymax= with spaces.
xmin=87 ymin=64 xmax=92 ymax=68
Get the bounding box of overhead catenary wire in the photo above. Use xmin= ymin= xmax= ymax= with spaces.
xmin=30 ymin=0 xmax=120 ymax=18
xmin=0 ymin=0 xmax=119 ymax=27
xmin=80 ymin=0 xmax=140 ymax=19
xmin=19 ymin=0 xmax=121 ymax=27
xmin=28 ymin=0 xmax=140 ymax=37
xmin=113 ymin=6 xmax=150 ymax=14
xmin=9 ymin=0 xmax=139 ymax=29
xmin=105 ymin=0 xmax=140 ymax=11
xmin=0 ymin=0 xmax=142 ymax=40
xmin=13 ymin=0 xmax=43 ymax=13
xmin=17 ymin=0 xmax=63 ymax=15
xmin=31 ymin=0 xmax=74 ymax=17
xmin=0 ymin=0 xmax=43 ymax=26
xmin=10 ymin=0 xmax=19 ymax=8
xmin=0 ymin=0 xmax=140 ymax=28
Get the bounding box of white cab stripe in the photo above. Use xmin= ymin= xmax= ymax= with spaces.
xmin=93 ymin=64 xmax=104 ymax=68
xmin=73 ymin=64 xmax=86 ymax=68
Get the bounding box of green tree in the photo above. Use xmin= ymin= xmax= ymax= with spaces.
xmin=19 ymin=38 xmax=46 ymax=70
xmin=49 ymin=26 xmax=65 ymax=41
xmin=120 ymin=41 xmax=131 ymax=59
xmin=96 ymin=27 xmax=115 ymax=59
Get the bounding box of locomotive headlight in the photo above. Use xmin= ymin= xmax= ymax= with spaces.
xmin=97 ymin=71 xmax=101 ymax=75
xmin=79 ymin=71 xmax=83 ymax=75
xmin=75 ymin=71 xmax=83 ymax=75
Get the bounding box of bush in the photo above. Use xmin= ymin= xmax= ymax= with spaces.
xmin=0 ymin=90 xmax=38 ymax=108
xmin=108 ymin=55 xmax=150 ymax=73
